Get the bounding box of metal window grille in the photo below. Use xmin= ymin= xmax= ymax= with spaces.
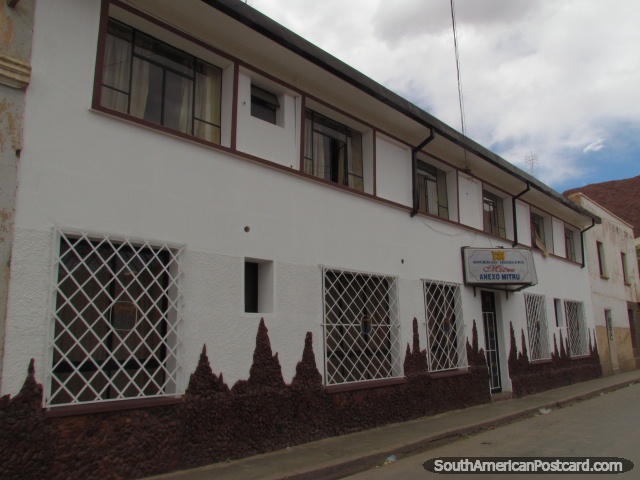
xmin=565 ymin=300 xmax=589 ymax=357
xmin=524 ymin=293 xmax=550 ymax=360
xmin=322 ymin=268 xmax=402 ymax=385
xmin=423 ymin=280 xmax=468 ymax=372
xmin=46 ymin=229 xmax=184 ymax=406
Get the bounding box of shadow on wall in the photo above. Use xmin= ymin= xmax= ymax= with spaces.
xmin=508 ymin=322 xmax=602 ymax=398
xmin=2 ymin=317 xmax=588 ymax=480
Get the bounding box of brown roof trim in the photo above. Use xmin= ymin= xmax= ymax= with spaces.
xmin=200 ymin=0 xmax=599 ymax=223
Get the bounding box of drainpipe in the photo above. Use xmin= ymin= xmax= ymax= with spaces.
xmin=511 ymin=181 xmax=530 ymax=247
xmin=410 ymin=128 xmax=435 ymax=217
xmin=580 ymin=219 xmax=597 ymax=269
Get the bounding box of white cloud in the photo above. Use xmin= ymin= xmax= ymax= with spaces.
xmin=583 ymin=139 xmax=606 ymax=154
xmin=248 ymin=0 xmax=640 ymax=188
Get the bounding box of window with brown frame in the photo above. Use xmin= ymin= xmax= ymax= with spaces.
xmin=483 ymin=191 xmax=506 ymax=238
xmin=99 ymin=19 xmax=222 ymax=144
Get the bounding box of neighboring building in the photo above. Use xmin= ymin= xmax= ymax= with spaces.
xmin=569 ymin=193 xmax=640 ymax=374
xmin=0 ymin=1 xmax=601 ymax=478
xmin=0 ymin=0 xmax=34 ymax=394
xmin=564 ymin=175 xmax=640 ymax=238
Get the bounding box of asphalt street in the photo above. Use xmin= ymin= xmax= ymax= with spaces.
xmin=345 ymin=382 xmax=640 ymax=479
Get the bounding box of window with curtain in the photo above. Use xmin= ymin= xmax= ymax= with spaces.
xmin=417 ymin=161 xmax=449 ymax=219
xmin=530 ymin=212 xmax=547 ymax=252
xmin=304 ymin=110 xmax=364 ymax=191
xmin=483 ymin=190 xmax=506 ymax=238
xmin=565 ymin=227 xmax=576 ymax=262
xmin=100 ymin=19 xmax=222 ymax=144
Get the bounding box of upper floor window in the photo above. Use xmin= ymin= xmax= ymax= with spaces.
xmin=621 ymin=252 xmax=630 ymax=284
xmin=530 ymin=212 xmax=546 ymax=251
xmin=565 ymin=228 xmax=576 ymax=262
xmin=597 ymin=241 xmax=607 ymax=277
xmin=251 ymin=85 xmax=279 ymax=124
xmin=483 ymin=191 xmax=506 ymax=238
xmin=304 ymin=110 xmax=364 ymax=191
xmin=417 ymin=162 xmax=449 ymax=219
xmin=100 ymin=19 xmax=222 ymax=144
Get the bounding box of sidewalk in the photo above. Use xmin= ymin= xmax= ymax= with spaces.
xmin=145 ymin=370 xmax=640 ymax=480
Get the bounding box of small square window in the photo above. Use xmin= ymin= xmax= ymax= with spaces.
xmin=244 ymin=259 xmax=274 ymax=314
xmin=251 ymin=85 xmax=279 ymax=124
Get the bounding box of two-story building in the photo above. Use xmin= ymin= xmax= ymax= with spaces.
xmin=0 ymin=1 xmax=602 ymax=478
xmin=569 ymin=193 xmax=640 ymax=374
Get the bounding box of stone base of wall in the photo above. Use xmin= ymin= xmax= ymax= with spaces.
xmin=508 ymin=323 xmax=602 ymax=398
xmin=0 ymin=319 xmax=491 ymax=480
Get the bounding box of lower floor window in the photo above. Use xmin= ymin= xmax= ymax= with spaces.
xmin=322 ymin=268 xmax=401 ymax=385
xmin=424 ymin=280 xmax=467 ymax=371
xmin=524 ymin=293 xmax=551 ymax=360
xmin=565 ymin=300 xmax=589 ymax=357
xmin=47 ymin=229 xmax=184 ymax=406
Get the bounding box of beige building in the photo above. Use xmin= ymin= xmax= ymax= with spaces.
xmin=0 ymin=0 xmax=34 ymax=386
xmin=570 ymin=193 xmax=640 ymax=374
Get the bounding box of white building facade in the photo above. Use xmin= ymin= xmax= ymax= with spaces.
xmin=0 ymin=0 xmax=603 ymax=477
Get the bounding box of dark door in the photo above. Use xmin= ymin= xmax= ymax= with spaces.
xmin=482 ymin=291 xmax=502 ymax=393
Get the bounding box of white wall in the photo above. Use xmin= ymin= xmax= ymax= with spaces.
xmin=236 ymin=72 xmax=301 ymax=169
xmin=375 ymin=135 xmax=412 ymax=206
xmin=458 ymin=173 xmax=483 ymax=230
xmin=0 ymin=0 xmax=597 ymax=398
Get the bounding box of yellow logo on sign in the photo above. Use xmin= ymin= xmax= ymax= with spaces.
xmin=492 ymin=250 xmax=505 ymax=261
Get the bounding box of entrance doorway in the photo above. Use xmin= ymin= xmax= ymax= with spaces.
xmin=482 ymin=291 xmax=501 ymax=393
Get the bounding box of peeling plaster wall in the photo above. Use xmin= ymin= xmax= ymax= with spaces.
xmin=570 ymin=194 xmax=640 ymax=374
xmin=0 ymin=0 xmax=34 ymax=387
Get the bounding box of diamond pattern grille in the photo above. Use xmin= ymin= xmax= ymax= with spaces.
xmin=524 ymin=293 xmax=550 ymax=360
xmin=424 ymin=280 xmax=467 ymax=372
xmin=46 ymin=230 xmax=184 ymax=406
xmin=323 ymin=268 xmax=402 ymax=385
xmin=565 ymin=300 xmax=589 ymax=357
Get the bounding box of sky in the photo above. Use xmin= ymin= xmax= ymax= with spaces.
xmin=247 ymin=0 xmax=640 ymax=193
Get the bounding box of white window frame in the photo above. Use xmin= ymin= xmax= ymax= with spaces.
xmin=45 ymin=228 xmax=185 ymax=407
xmin=423 ymin=280 xmax=468 ymax=372
xmin=322 ymin=267 xmax=402 ymax=385
xmin=524 ymin=293 xmax=551 ymax=360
